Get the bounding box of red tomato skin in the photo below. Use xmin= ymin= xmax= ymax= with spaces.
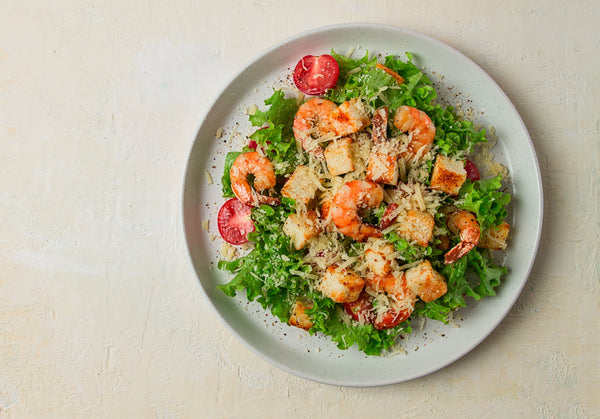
xmin=293 ymin=54 xmax=340 ymax=95
xmin=343 ymin=292 xmax=375 ymax=324
xmin=465 ymin=159 xmax=481 ymax=181
xmin=217 ymin=198 xmax=255 ymax=245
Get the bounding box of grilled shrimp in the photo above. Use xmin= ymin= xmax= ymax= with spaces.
xmin=328 ymin=98 xmax=370 ymax=137
xmin=293 ymin=98 xmax=338 ymax=158
xmin=330 ymin=180 xmax=383 ymax=242
xmin=293 ymin=98 xmax=370 ymax=158
xmin=444 ymin=209 xmax=480 ymax=264
xmin=393 ymin=105 xmax=436 ymax=159
xmin=366 ymin=271 xmax=416 ymax=330
xmin=230 ymin=151 xmax=279 ymax=206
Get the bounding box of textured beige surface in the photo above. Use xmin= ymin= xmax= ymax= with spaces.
xmin=1 ymin=0 xmax=599 ymax=417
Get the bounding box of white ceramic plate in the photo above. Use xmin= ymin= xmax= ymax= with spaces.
xmin=182 ymin=24 xmax=543 ymax=387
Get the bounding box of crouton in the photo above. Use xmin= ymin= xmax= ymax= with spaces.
xmin=430 ymin=155 xmax=467 ymax=195
xmin=319 ymin=265 xmax=365 ymax=303
xmin=366 ymin=106 xmax=399 ymax=185
xmin=405 ymin=260 xmax=447 ymax=303
xmin=282 ymin=210 xmax=321 ymax=250
xmin=371 ymin=106 xmax=388 ymax=143
xmin=289 ymin=299 xmax=314 ymax=331
xmin=324 ymin=137 xmax=355 ymax=177
xmin=280 ymin=166 xmax=319 ymax=204
xmin=366 ymin=149 xmax=399 ymax=185
xmin=364 ymin=240 xmax=396 ymax=276
xmin=397 ymin=209 xmax=435 ymax=247
xmin=479 ymin=221 xmax=510 ymax=250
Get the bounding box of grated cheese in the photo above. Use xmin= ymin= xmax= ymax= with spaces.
xmin=220 ymin=242 xmax=237 ymax=260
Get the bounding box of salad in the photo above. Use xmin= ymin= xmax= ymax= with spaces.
xmin=215 ymin=50 xmax=511 ymax=356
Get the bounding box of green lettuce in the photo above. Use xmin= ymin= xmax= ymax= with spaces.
xmin=414 ymin=248 xmax=507 ymax=322
xmin=326 ymin=51 xmax=486 ymax=156
xmin=457 ymin=175 xmax=511 ymax=231
xmin=218 ymin=202 xmax=309 ymax=319
xmin=248 ymin=90 xmax=302 ymax=175
xmin=220 ymin=151 xmax=243 ymax=197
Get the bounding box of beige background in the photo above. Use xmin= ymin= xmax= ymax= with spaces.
xmin=1 ymin=0 xmax=598 ymax=417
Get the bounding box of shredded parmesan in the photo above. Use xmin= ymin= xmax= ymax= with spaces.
xmin=247 ymin=104 xmax=258 ymax=115
xmin=220 ymin=242 xmax=237 ymax=260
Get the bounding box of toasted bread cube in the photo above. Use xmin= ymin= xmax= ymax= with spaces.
xmin=281 ymin=166 xmax=319 ymax=204
xmin=405 ymin=260 xmax=447 ymax=303
xmin=319 ymin=265 xmax=365 ymax=303
xmin=283 ymin=210 xmax=321 ymax=250
xmin=371 ymin=106 xmax=388 ymax=143
xmin=319 ymin=199 xmax=332 ymax=220
xmin=366 ymin=150 xmax=399 ymax=185
xmin=397 ymin=209 xmax=435 ymax=247
xmin=364 ymin=240 xmax=396 ymax=276
xmin=366 ymin=107 xmax=398 ymax=185
xmin=479 ymin=221 xmax=510 ymax=250
xmin=289 ymin=299 xmax=314 ymax=331
xmin=430 ymin=155 xmax=467 ymax=195
xmin=324 ymin=137 xmax=355 ymax=177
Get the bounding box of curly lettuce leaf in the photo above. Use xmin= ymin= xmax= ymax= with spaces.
xmin=248 ymin=90 xmax=302 ymax=175
xmin=385 ymin=231 xmax=442 ymax=264
xmin=220 ymin=151 xmax=243 ymax=197
xmin=218 ymin=203 xmax=310 ymax=320
xmin=306 ymin=295 xmax=409 ymax=355
xmin=327 ymin=51 xmax=486 ymax=156
xmin=414 ymin=248 xmax=507 ymax=322
xmin=457 ymin=175 xmax=512 ymax=231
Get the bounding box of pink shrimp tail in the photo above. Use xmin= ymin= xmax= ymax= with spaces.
xmin=444 ymin=242 xmax=475 ymax=264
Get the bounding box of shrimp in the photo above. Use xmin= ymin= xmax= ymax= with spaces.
xmin=330 ymin=180 xmax=383 ymax=242
xmin=230 ymin=151 xmax=279 ymax=207
xmin=393 ymin=105 xmax=436 ymax=159
xmin=366 ymin=271 xmax=416 ymax=330
xmin=328 ymin=98 xmax=370 ymax=137
xmin=293 ymin=98 xmax=338 ymax=158
xmin=293 ymin=98 xmax=370 ymax=158
xmin=444 ymin=210 xmax=480 ymax=264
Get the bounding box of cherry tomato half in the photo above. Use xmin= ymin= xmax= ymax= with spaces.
xmin=465 ymin=159 xmax=481 ymax=181
xmin=217 ymin=198 xmax=255 ymax=245
xmin=293 ymin=54 xmax=340 ymax=95
xmin=343 ymin=292 xmax=375 ymax=324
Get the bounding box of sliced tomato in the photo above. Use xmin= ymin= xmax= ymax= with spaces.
xmin=217 ymin=198 xmax=255 ymax=245
xmin=465 ymin=159 xmax=481 ymax=181
xmin=293 ymin=54 xmax=339 ymax=95
xmin=343 ymin=292 xmax=374 ymax=324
